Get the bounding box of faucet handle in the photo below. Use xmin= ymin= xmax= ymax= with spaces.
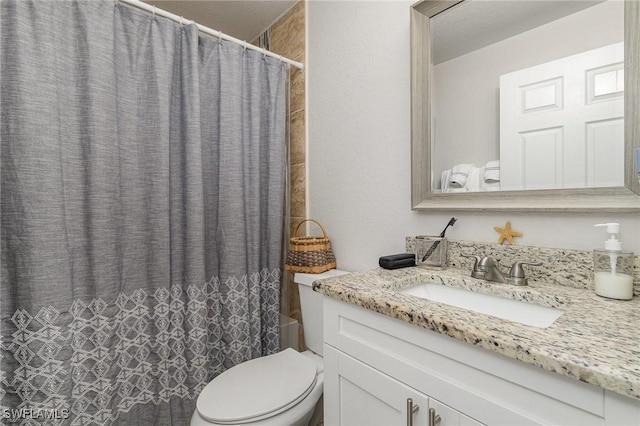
xmin=509 ymin=261 xmax=542 ymax=278
xmin=462 ymin=254 xmax=487 ymax=279
xmin=461 ymin=254 xmax=481 ymax=270
xmin=507 ymin=261 xmax=542 ymax=286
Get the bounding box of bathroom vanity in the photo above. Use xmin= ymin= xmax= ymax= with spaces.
xmin=314 ymin=267 xmax=640 ymax=425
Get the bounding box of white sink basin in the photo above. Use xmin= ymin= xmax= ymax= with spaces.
xmin=400 ymin=283 xmax=564 ymax=328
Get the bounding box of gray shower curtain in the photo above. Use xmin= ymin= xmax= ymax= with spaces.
xmin=1 ymin=1 xmax=287 ymax=424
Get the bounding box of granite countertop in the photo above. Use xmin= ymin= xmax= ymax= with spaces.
xmin=312 ymin=267 xmax=640 ymax=402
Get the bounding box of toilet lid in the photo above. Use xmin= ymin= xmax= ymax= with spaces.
xmin=197 ymin=348 xmax=318 ymax=424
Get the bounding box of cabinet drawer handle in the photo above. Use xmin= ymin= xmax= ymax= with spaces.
xmin=429 ymin=408 xmax=441 ymax=426
xmin=406 ymin=398 xmax=419 ymax=426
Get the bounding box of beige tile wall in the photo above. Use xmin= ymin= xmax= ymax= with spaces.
xmin=271 ymin=0 xmax=306 ymax=231
xmin=256 ymin=1 xmax=307 ymax=349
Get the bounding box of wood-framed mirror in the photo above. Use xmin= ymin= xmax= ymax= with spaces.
xmin=411 ymin=0 xmax=640 ymax=211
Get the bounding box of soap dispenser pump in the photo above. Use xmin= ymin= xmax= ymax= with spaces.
xmin=593 ymin=223 xmax=634 ymax=300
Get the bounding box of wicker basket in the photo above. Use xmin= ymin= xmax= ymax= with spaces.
xmin=284 ymin=219 xmax=337 ymax=273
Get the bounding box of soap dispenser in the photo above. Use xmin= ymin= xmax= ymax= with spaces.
xmin=593 ymin=223 xmax=634 ymax=300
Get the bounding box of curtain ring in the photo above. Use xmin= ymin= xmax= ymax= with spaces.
xmin=180 ymin=16 xmax=183 ymax=26
xmin=243 ymin=41 xmax=248 ymax=52
xmin=218 ymin=31 xmax=223 ymax=42
xmin=152 ymin=5 xmax=156 ymax=19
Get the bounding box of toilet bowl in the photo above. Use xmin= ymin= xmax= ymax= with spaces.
xmin=190 ymin=349 xmax=323 ymax=426
xmin=191 ymin=269 xmax=348 ymax=426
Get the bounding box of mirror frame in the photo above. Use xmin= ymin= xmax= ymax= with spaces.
xmin=411 ymin=0 xmax=640 ymax=212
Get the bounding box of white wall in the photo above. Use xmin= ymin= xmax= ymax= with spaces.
xmin=307 ymin=0 xmax=640 ymax=273
xmin=432 ymin=1 xmax=623 ymax=181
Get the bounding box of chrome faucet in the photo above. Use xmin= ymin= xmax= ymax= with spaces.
xmin=462 ymin=254 xmax=541 ymax=286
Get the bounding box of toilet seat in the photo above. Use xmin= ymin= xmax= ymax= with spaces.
xmin=196 ymin=348 xmax=318 ymax=425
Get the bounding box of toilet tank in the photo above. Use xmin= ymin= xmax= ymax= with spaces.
xmin=294 ymin=270 xmax=348 ymax=356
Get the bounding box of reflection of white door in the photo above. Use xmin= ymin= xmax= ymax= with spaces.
xmin=499 ymin=43 xmax=624 ymax=190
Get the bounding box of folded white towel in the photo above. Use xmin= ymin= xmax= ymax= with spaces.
xmin=483 ymin=160 xmax=500 ymax=182
xmin=449 ymin=164 xmax=474 ymax=187
xmin=479 ymin=167 xmax=500 ymax=191
xmin=465 ymin=166 xmax=481 ymax=191
xmin=441 ymin=170 xmax=464 ymax=192
xmin=441 ymin=167 xmax=481 ymax=192
xmin=440 ymin=170 xmax=450 ymax=192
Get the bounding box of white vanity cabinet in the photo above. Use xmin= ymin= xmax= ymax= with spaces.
xmin=322 ymin=297 xmax=640 ymax=426
xmin=325 ymin=345 xmax=481 ymax=425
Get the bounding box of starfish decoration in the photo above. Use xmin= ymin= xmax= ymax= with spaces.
xmin=494 ymin=221 xmax=522 ymax=245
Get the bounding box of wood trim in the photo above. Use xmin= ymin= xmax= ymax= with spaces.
xmin=625 ymin=0 xmax=640 ymax=196
xmin=410 ymin=7 xmax=430 ymax=208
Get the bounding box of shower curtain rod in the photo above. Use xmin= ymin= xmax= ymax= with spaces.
xmin=119 ymin=0 xmax=304 ymax=70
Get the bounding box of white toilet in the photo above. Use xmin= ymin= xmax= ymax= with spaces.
xmin=191 ymin=269 xmax=348 ymax=426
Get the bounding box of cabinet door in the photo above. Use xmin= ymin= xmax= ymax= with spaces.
xmin=325 ymin=346 xmax=430 ymax=426
xmin=429 ymin=398 xmax=483 ymax=426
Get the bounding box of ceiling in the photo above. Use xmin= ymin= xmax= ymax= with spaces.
xmin=150 ymin=0 xmax=297 ymax=42
xmin=432 ymin=0 xmax=604 ymax=64
xmin=145 ymin=1 xmax=606 ymax=63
